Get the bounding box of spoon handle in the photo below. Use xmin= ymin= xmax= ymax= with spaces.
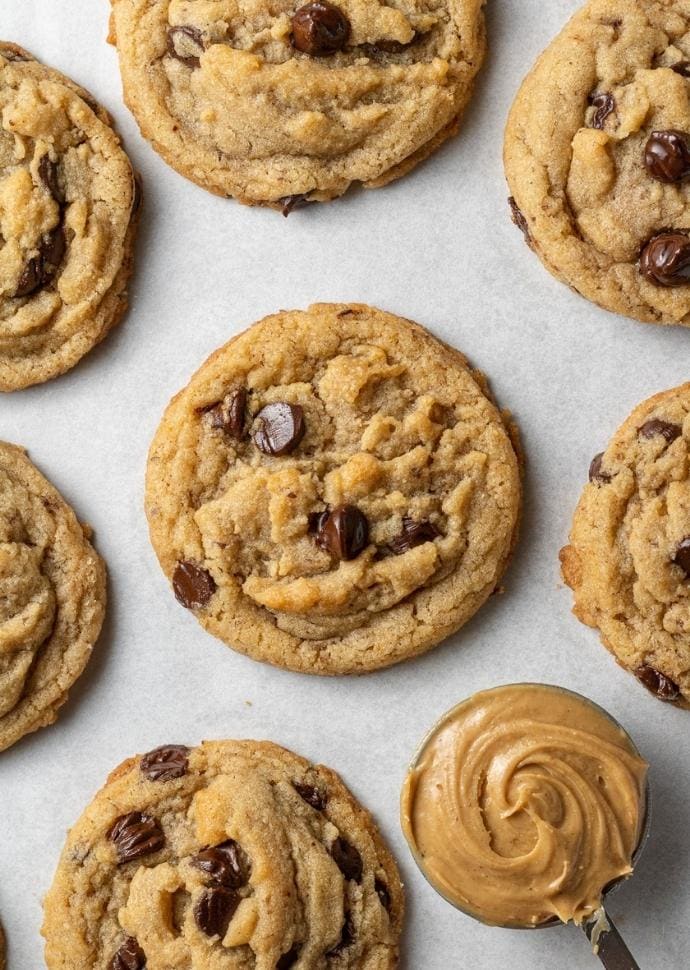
xmin=582 ymin=910 xmax=640 ymax=970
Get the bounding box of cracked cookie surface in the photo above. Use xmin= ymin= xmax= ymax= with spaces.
xmin=109 ymin=0 xmax=485 ymax=207
xmin=504 ymin=0 xmax=690 ymax=326
xmin=42 ymin=739 xmax=403 ymax=969
xmin=561 ymin=383 xmax=690 ymax=709
xmin=0 ymin=41 xmax=139 ymax=390
xmin=145 ymin=303 xmax=521 ymax=674
xmin=0 ymin=441 xmax=106 ymax=750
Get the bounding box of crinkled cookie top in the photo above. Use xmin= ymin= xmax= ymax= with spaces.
xmin=145 ymin=304 xmax=521 ymax=674
xmin=0 ymin=441 xmax=106 ymax=750
xmin=505 ymin=0 xmax=690 ymax=325
xmin=42 ymin=739 xmax=403 ymax=970
xmin=109 ymin=0 xmax=485 ymax=205
xmin=0 ymin=42 xmax=137 ymax=390
xmin=561 ymin=383 xmax=690 ymax=709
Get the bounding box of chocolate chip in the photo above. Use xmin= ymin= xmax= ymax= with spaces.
xmin=192 ymin=840 xmax=250 ymax=888
xmin=634 ymin=664 xmax=681 ymax=702
xmin=253 ymin=403 xmax=305 ymax=456
xmin=359 ymin=38 xmax=414 ymax=57
xmin=638 ymin=419 xmax=682 ymax=443
xmin=109 ymin=812 xmax=165 ymax=864
xmin=277 ymin=945 xmax=301 ymax=969
xmin=672 ymin=536 xmax=690 ymax=576
xmin=589 ymin=92 xmax=615 ymax=129
xmin=205 ymin=388 xmax=247 ymax=438
xmin=640 ymin=232 xmax=690 ymax=286
xmin=194 ymin=887 xmax=240 ymax=938
xmin=38 ymin=155 xmax=64 ymax=203
xmin=508 ymin=196 xmax=530 ymax=243
xmin=172 ymin=561 xmax=216 ymax=609
xmin=14 ymin=223 xmax=66 ymax=298
xmin=279 ymin=193 xmax=313 ymax=217
xmin=327 ymin=914 xmax=355 ymax=955
xmin=167 ymin=26 xmax=205 ymax=67
xmin=644 ymin=130 xmax=690 ymax=183
xmin=110 ymin=937 xmax=146 ymax=970
xmin=672 ymin=61 xmax=690 ymax=78
xmin=331 ymin=837 xmax=363 ymax=882
xmin=315 ymin=505 xmax=369 ymax=561
xmin=294 ymin=782 xmax=327 ymax=810
xmin=291 ymin=1 xmax=350 ymax=56
xmin=141 ymin=744 xmax=190 ymax=781
xmin=588 ymin=453 xmax=611 ymax=484
xmin=389 ymin=517 xmax=439 ymax=555
xmin=375 ymin=878 xmax=391 ymax=911
xmin=308 ymin=509 xmax=329 ymax=535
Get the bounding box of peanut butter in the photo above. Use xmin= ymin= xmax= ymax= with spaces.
xmin=401 ymin=684 xmax=648 ymax=928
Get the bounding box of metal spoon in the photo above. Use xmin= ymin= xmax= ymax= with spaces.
xmin=401 ymin=684 xmax=651 ymax=970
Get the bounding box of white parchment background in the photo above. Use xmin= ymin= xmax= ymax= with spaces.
xmin=1 ymin=1 xmax=689 ymax=967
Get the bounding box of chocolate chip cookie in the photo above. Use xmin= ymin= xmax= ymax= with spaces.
xmin=0 ymin=441 xmax=106 ymax=750
xmin=505 ymin=0 xmax=690 ymax=326
xmin=42 ymin=739 xmax=404 ymax=969
xmin=561 ymin=384 xmax=690 ymax=709
xmin=0 ymin=42 xmax=139 ymax=390
xmin=108 ymin=0 xmax=486 ymax=209
xmin=145 ymin=303 xmax=522 ymax=674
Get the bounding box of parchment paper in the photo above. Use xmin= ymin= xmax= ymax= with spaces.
xmin=1 ymin=2 xmax=688 ymax=967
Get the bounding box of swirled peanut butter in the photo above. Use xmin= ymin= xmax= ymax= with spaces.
xmin=401 ymin=684 xmax=648 ymax=927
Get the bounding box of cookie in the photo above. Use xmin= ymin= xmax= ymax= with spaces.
xmin=0 ymin=42 xmax=140 ymax=391
xmin=0 ymin=441 xmax=106 ymax=750
xmin=108 ymin=0 xmax=486 ymax=209
xmin=505 ymin=0 xmax=690 ymax=326
xmin=42 ymin=739 xmax=404 ymax=969
xmin=560 ymin=383 xmax=690 ymax=709
xmin=145 ymin=303 xmax=522 ymax=674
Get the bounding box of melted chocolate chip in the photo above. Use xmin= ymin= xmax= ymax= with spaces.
xmin=172 ymin=561 xmax=216 ymax=609
xmin=389 ymin=517 xmax=439 ymax=555
xmin=331 ymin=837 xmax=363 ymax=882
xmin=672 ymin=61 xmax=690 ymax=78
xmin=194 ymin=887 xmax=240 ymax=937
xmin=167 ymin=26 xmax=205 ymax=67
xmin=375 ymin=878 xmax=391 ymax=911
xmin=141 ymin=744 xmax=190 ymax=781
xmin=644 ymin=130 xmax=690 ymax=183
xmin=277 ymin=945 xmax=301 ymax=969
xmin=14 ymin=223 xmax=66 ymax=298
xmin=640 ymin=232 xmax=690 ymax=286
xmin=315 ymin=505 xmax=369 ymax=561
xmin=634 ymin=664 xmax=681 ymax=702
xmin=359 ymin=38 xmax=414 ymax=57
xmin=638 ymin=419 xmax=682 ymax=443
xmin=327 ymin=914 xmax=355 ymax=955
xmin=192 ymin=840 xmax=250 ymax=888
xmin=109 ymin=812 xmax=165 ymax=864
xmin=294 ymin=782 xmax=327 ymax=810
xmin=291 ymin=1 xmax=350 ymax=55
xmin=253 ymin=402 xmax=305 ymax=456
xmin=205 ymin=388 xmax=247 ymax=438
xmin=110 ymin=937 xmax=146 ymax=970
xmin=308 ymin=509 xmax=329 ymax=535
xmin=589 ymin=92 xmax=615 ymax=129
xmin=672 ymin=536 xmax=690 ymax=576
xmin=38 ymin=155 xmax=64 ymax=203
xmin=589 ymin=453 xmax=611 ymax=484
xmin=508 ymin=196 xmax=531 ymax=243
xmin=280 ymin=193 xmax=313 ymax=217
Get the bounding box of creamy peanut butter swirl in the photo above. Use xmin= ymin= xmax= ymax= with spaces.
xmin=401 ymin=684 xmax=648 ymax=927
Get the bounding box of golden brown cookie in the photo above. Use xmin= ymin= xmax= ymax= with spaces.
xmin=145 ymin=303 xmax=522 ymax=674
xmin=108 ymin=0 xmax=486 ymax=209
xmin=505 ymin=0 xmax=690 ymax=326
xmin=42 ymin=739 xmax=404 ymax=969
xmin=0 ymin=41 xmax=139 ymax=391
xmin=0 ymin=441 xmax=106 ymax=750
xmin=561 ymin=383 xmax=690 ymax=709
